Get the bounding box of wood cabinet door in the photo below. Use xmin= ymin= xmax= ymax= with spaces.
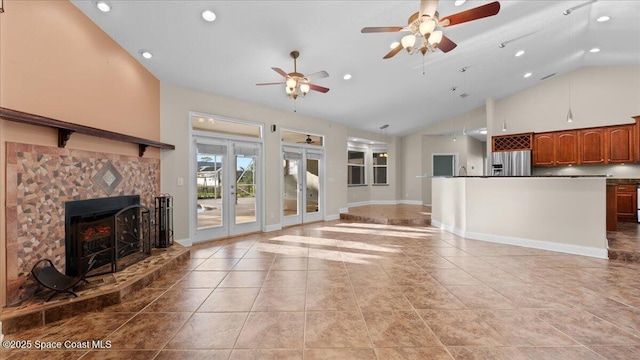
xmin=555 ymin=131 xmax=578 ymax=165
xmin=579 ymin=128 xmax=605 ymax=165
xmin=608 ymin=125 xmax=634 ymax=163
xmin=533 ymin=133 xmax=555 ymax=166
xmin=616 ymin=186 xmax=637 ymax=222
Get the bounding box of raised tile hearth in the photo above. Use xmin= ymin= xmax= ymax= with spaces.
xmin=1 ymin=245 xmax=189 ymax=335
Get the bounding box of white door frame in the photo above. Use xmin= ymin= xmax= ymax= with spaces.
xmin=189 ymin=112 xmax=264 ymax=244
xmin=281 ymin=144 xmax=325 ymax=226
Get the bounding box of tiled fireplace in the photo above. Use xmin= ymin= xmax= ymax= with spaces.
xmin=5 ymin=142 xmax=160 ymax=305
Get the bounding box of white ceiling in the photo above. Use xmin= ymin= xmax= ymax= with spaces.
xmin=71 ymin=0 xmax=640 ymax=137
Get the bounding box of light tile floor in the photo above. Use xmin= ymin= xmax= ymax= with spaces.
xmin=3 ymin=214 xmax=640 ymax=359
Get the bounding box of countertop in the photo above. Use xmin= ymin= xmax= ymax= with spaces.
xmin=606 ymin=178 xmax=640 ymax=185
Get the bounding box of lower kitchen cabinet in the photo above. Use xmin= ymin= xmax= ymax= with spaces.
xmin=616 ymin=185 xmax=637 ymax=222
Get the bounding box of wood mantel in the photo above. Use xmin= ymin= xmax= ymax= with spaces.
xmin=0 ymin=107 xmax=174 ymax=156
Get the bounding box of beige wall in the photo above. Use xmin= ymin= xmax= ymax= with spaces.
xmin=0 ymin=0 xmax=160 ymax=138
xmin=492 ymin=66 xmax=640 ymax=135
xmin=162 ymin=83 xmax=397 ymax=241
xmin=432 ymin=177 xmax=608 ymax=258
xmin=401 ymin=65 xmax=640 ymax=204
xmin=0 ymin=0 xmax=160 ymax=308
xmin=345 ymin=135 xmax=400 ymax=206
xmin=421 ymin=135 xmax=472 ymax=205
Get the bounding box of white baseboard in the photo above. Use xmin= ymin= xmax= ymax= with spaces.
xmin=175 ymin=238 xmax=192 ymax=247
xmin=325 ymin=214 xmax=340 ymax=221
xmin=431 ymin=219 xmax=608 ymax=259
xmin=264 ymin=223 xmax=282 ymax=232
xmin=398 ymin=200 xmax=425 ymax=205
xmin=339 ymin=207 xmax=349 ymax=214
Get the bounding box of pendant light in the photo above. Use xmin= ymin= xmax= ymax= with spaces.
xmin=567 ymin=11 xmax=574 ymax=123
xmin=451 ymin=86 xmax=458 ymax=142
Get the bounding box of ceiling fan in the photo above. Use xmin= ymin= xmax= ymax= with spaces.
xmin=256 ymin=51 xmax=330 ymax=99
xmin=361 ymin=0 xmax=501 ymax=59
xmin=298 ymin=135 xmax=319 ymax=145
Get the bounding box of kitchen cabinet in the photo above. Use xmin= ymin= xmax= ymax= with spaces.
xmin=533 ymin=131 xmax=578 ymax=166
xmin=616 ymin=184 xmax=637 ymax=222
xmin=533 ymin=133 xmax=555 ymax=166
xmin=578 ymin=128 xmax=605 ymax=165
xmin=531 ymin=123 xmax=636 ymax=167
xmin=606 ymin=185 xmax=617 ymax=231
xmin=555 ymin=131 xmax=579 ymax=165
xmin=607 ymin=125 xmax=634 ymax=163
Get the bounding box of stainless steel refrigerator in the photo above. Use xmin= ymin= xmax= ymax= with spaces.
xmin=491 ymin=150 xmax=532 ymax=176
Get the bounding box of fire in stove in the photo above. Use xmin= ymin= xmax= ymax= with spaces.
xmin=82 ymin=225 xmax=111 ymax=241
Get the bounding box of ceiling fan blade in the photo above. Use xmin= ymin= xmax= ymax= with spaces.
xmin=440 ymin=1 xmax=501 ymax=27
xmin=271 ymin=67 xmax=289 ymax=78
xmin=308 ymin=83 xmax=330 ymax=93
xmin=383 ymin=44 xmax=404 ymax=59
xmin=256 ymin=82 xmax=285 ymax=86
xmin=304 ymin=71 xmax=329 ymax=81
xmin=438 ymin=35 xmax=457 ymax=53
xmin=420 ymin=0 xmax=438 ymax=19
xmin=361 ymin=26 xmax=404 ymax=33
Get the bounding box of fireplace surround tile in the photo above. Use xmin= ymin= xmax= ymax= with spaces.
xmin=5 ymin=142 xmax=161 ymax=305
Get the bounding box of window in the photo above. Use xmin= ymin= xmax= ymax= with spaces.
xmin=348 ymin=149 xmax=366 ymax=185
xmin=432 ymin=154 xmax=457 ymax=176
xmin=372 ymin=150 xmax=388 ymax=185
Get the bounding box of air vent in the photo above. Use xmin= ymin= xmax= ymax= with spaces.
xmin=540 ymin=73 xmax=556 ymax=80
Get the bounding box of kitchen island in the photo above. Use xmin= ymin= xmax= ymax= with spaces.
xmin=431 ymin=176 xmax=608 ymax=258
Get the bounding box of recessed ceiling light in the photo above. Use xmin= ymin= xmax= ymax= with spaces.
xmin=597 ymin=16 xmax=610 ymax=22
xmin=390 ymin=41 xmax=400 ymax=49
xmin=343 ymin=74 xmax=352 ymax=80
xmin=590 ymin=47 xmax=601 ymax=53
xmin=515 ymin=50 xmax=525 ymax=57
xmin=523 ymin=72 xmax=532 ymax=78
xmin=454 ymin=0 xmax=467 ymax=6
xmin=202 ymin=10 xmax=216 ymax=22
xmin=140 ymin=50 xmax=153 ymax=59
xmin=96 ymin=1 xmax=111 ymax=12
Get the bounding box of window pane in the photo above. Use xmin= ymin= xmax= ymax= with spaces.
xmin=373 ymin=152 xmax=388 ymax=166
xmin=348 ymin=165 xmax=365 ymax=185
xmin=348 ymin=150 xmax=365 ymax=165
xmin=373 ymin=167 xmax=387 ymax=184
xmin=433 ymin=155 xmax=455 ymax=176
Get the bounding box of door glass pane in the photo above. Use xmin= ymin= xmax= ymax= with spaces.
xmin=283 ymin=158 xmax=299 ymax=217
xmin=306 ymin=158 xmax=320 ymax=214
xmin=197 ymin=149 xmax=223 ymax=229
xmin=235 ymin=154 xmax=256 ymax=224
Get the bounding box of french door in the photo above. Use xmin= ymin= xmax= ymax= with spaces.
xmin=195 ymin=137 xmax=261 ymax=242
xmin=282 ymin=146 xmax=324 ymax=226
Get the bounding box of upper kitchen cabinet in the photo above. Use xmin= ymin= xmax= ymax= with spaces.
xmin=578 ymin=128 xmax=606 ymax=165
xmin=533 ymin=131 xmax=578 ymax=166
xmin=555 ymin=131 xmax=579 ymax=165
xmin=533 ymin=133 xmax=555 ymax=166
xmin=607 ymin=125 xmax=634 ymax=163
xmin=577 ymin=124 xmax=634 ymax=165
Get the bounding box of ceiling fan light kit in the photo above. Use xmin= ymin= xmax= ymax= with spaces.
xmin=361 ymin=0 xmax=501 ymax=59
xmin=256 ymin=50 xmax=329 ymax=101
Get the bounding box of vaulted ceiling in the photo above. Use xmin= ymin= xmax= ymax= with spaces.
xmin=72 ymin=0 xmax=640 ymax=137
